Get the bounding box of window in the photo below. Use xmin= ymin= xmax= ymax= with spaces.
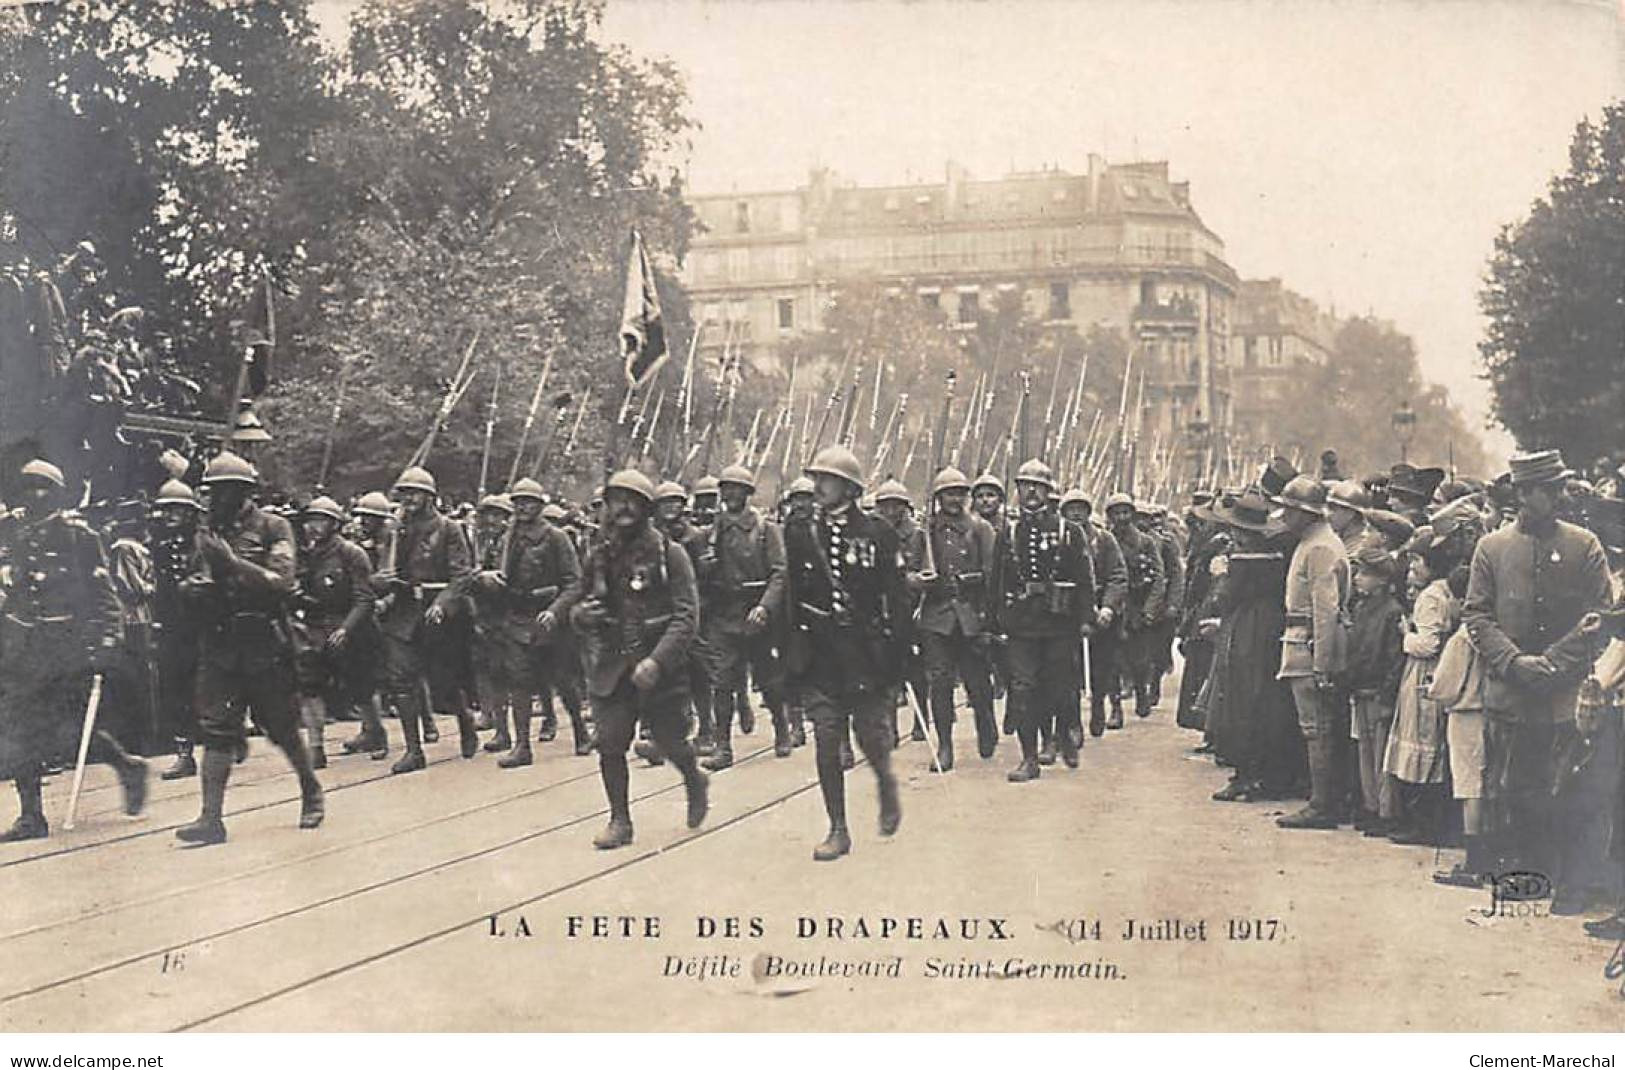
xmin=1140 ymin=277 xmax=1157 ymax=306
xmin=957 ymin=289 xmax=980 ymax=324
xmin=777 ymin=297 xmax=795 ymax=331
xmin=919 ymin=289 xmax=940 ymax=310
xmin=701 ymin=302 xmax=721 ymax=325
xmin=1048 ymin=281 xmax=1071 ymax=320
xmin=1244 ymin=336 xmax=1257 ymax=369
xmin=734 ymin=200 xmax=751 ymax=233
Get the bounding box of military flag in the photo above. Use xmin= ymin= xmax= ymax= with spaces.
xmin=619 ymin=228 xmax=667 ymax=388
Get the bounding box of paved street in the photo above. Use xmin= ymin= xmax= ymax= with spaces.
xmin=2 ymin=682 xmax=1620 ymax=1032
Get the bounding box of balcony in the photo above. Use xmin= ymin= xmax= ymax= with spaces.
xmin=1133 ymin=295 xmax=1201 ymax=326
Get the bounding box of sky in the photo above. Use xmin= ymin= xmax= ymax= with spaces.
xmin=318 ymin=0 xmax=1625 ymax=460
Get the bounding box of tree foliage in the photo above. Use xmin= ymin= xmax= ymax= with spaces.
xmin=1480 ymin=102 xmax=1625 ymax=471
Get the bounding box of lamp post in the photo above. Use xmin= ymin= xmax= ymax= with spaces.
xmin=1391 ymin=400 xmax=1416 ymax=464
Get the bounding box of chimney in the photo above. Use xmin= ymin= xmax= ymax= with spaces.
xmin=1086 ymin=153 xmax=1105 ymax=213
xmin=1171 ymin=181 xmax=1189 ymax=207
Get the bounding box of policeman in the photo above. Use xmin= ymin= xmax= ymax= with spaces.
xmin=698 ymin=464 xmax=789 ymax=766
xmin=150 ymin=479 xmax=205 ymax=779
xmin=873 ymin=478 xmax=931 ymax=746
xmin=376 ymin=465 xmax=476 ymax=774
xmin=782 ymin=446 xmax=905 ymax=860
xmin=1103 ymin=492 xmax=1165 ymax=725
xmin=909 ymin=466 xmax=999 ymax=768
xmin=293 ymin=495 xmax=378 ymax=768
xmin=992 ymin=460 xmax=1094 ymax=780
xmin=175 ymin=451 xmax=320 ymax=845
xmin=569 ymin=470 xmax=708 ymax=849
xmin=489 ymin=478 xmax=582 ymax=764
xmin=0 ymin=460 xmax=148 ymax=840
xmin=655 ymin=481 xmax=717 ymax=754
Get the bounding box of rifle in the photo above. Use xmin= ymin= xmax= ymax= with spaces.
xmin=412 ymin=329 xmax=482 ymax=467
xmin=638 ymin=390 xmax=666 ymax=463
xmin=696 ymin=351 xmax=731 ymax=479
xmin=953 ymin=372 xmax=980 ymax=469
xmin=529 ymin=391 xmax=575 ymax=479
xmin=477 ymin=364 xmax=502 ymax=500
xmin=315 ymin=350 xmax=357 ymax=492
xmin=562 ymin=384 xmax=591 ymax=461
xmin=921 ymin=371 xmax=956 ymax=579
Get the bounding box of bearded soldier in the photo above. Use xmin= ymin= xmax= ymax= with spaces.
xmin=655 ymin=481 xmax=717 ymax=754
xmin=150 ymin=479 xmax=205 ymax=780
xmin=0 ymin=459 xmax=148 ymax=840
xmin=992 ymin=460 xmax=1095 ymax=780
xmin=907 ymin=466 xmax=998 ymax=768
xmin=376 ymin=465 xmax=477 ymax=773
xmin=292 ymin=495 xmax=378 ymax=769
xmin=873 ymin=478 xmax=932 ymax=746
xmin=1103 ymin=492 xmax=1165 ymax=725
xmin=782 ymin=446 xmax=906 ymax=860
xmin=697 ymin=464 xmax=789 ymax=766
xmin=175 ymin=451 xmax=320 ymax=845
xmin=568 ymin=470 xmax=708 ymax=850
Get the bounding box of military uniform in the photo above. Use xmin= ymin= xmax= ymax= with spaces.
xmin=660 ymin=507 xmax=718 ymax=751
xmin=1149 ymin=515 xmax=1185 ymax=706
xmin=150 ymin=492 xmax=203 ymax=776
xmin=992 ymin=493 xmax=1095 ymax=777
xmin=885 ymin=508 xmax=933 ymax=745
xmin=1082 ymin=520 xmax=1129 ymax=733
xmin=697 ymin=503 xmax=788 ymax=764
xmin=907 ymin=492 xmax=999 ymax=764
xmin=0 ymin=490 xmax=147 ymax=839
xmin=293 ymin=511 xmax=377 ymax=766
xmin=1111 ymin=518 xmax=1167 ymax=720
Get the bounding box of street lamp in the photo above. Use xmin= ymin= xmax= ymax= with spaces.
xmin=1391 ymin=401 xmax=1417 ymax=463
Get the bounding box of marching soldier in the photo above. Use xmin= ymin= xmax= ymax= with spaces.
xmin=698 ymin=464 xmax=789 ymax=766
xmin=992 ymin=460 xmax=1095 ymax=780
xmin=175 ymin=451 xmax=320 ymax=845
xmin=150 ymin=479 xmax=205 ymax=779
xmin=538 ymin=498 xmax=591 ymax=752
xmin=466 ymin=493 xmax=516 ymax=750
xmin=1060 ymin=490 xmax=1128 ymax=737
xmin=568 ymin=470 xmax=708 ymax=850
xmin=655 ymin=481 xmax=717 ymax=754
xmin=908 ymin=466 xmax=998 ymax=768
xmin=873 ymin=478 xmax=931 ymax=746
xmin=338 ymin=491 xmax=394 ymax=757
xmin=782 ymin=446 xmax=905 ymax=860
xmin=1140 ymin=502 xmax=1185 ymax=709
xmin=375 ymin=465 xmax=477 ymax=774
xmin=1103 ymin=492 xmax=1165 ymax=725
xmin=0 ymin=459 xmax=148 ymax=841
xmin=972 ymin=472 xmax=1010 ymax=705
xmin=293 ymin=495 xmax=379 ymax=768
xmin=487 ymin=478 xmax=582 ymax=764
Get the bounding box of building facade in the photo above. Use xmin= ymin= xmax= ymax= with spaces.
xmin=681 ymin=156 xmax=1239 ymax=446
xmin=1228 ymin=277 xmax=1338 ymax=452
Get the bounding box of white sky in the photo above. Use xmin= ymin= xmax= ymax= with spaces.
xmin=318 ymin=0 xmax=1625 ymax=459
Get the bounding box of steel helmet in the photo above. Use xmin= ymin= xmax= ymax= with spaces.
xmin=1103 ymin=491 xmax=1135 ymax=514
xmin=1326 ymin=479 xmax=1372 ymax=512
xmin=1014 ymin=458 xmax=1055 ymax=490
xmin=202 ymin=451 xmax=258 ymax=486
xmin=393 ymin=465 xmax=437 ymax=496
xmin=972 ymin=472 xmax=1005 ymax=497
xmin=654 ymin=481 xmax=688 ymax=503
xmin=541 ymin=503 xmax=568 ymax=522
xmin=18 ymin=459 xmax=65 ymax=489
xmin=604 ymin=469 xmax=657 ymax=504
xmin=1275 ymin=475 xmax=1329 ymax=517
xmin=717 ymin=464 xmax=756 ymax=492
xmin=931 ymin=466 xmax=971 ymax=496
xmin=693 ymin=475 xmax=720 ymax=499
xmin=509 ymin=477 xmax=546 ymax=503
xmin=477 ymin=493 xmax=515 ymax=515
xmin=873 ymin=478 xmax=911 ymax=505
xmin=804 ymin=445 xmax=864 ymax=488
xmin=301 ymin=495 xmax=346 ymax=523
xmin=154 ymin=479 xmax=202 ymax=510
xmin=1060 ymin=487 xmax=1092 ymax=509
xmin=353 ymin=491 xmax=393 ymax=518
xmin=786 ymin=476 xmax=815 ymax=497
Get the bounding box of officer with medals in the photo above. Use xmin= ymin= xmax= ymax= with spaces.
xmin=569 ymin=470 xmax=708 ymax=850
xmin=0 ymin=459 xmax=149 ymax=840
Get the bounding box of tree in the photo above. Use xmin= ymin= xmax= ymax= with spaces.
xmin=1480 ymin=102 xmax=1625 ymax=471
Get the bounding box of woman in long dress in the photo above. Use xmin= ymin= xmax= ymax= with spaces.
xmin=1382 ymin=547 xmax=1460 ymax=844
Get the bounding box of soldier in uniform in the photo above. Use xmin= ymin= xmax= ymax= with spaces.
xmin=655 ymin=481 xmax=717 ymax=754
xmin=908 ymin=466 xmax=998 ymax=768
xmin=698 ymin=465 xmax=789 ymax=766
xmin=150 ymin=479 xmax=205 ymax=779
xmin=486 ymin=478 xmax=582 ymax=764
xmin=0 ymin=460 xmax=148 ymax=840
xmin=1061 ymin=490 xmax=1128 ymax=737
xmin=375 ymin=465 xmax=477 ymax=774
xmin=1272 ymin=475 xmax=1351 ymax=830
xmin=992 ymin=460 xmax=1095 ymax=780
xmin=293 ymin=495 xmax=378 ymax=768
xmin=1104 ymin=492 xmax=1165 ymax=725
xmin=175 ymin=451 xmax=320 ymax=845
xmin=782 ymin=446 xmax=905 ymax=860
xmin=568 ymin=470 xmax=708 ymax=850
xmin=777 ymin=476 xmax=815 ymax=749
xmin=1140 ymin=502 xmax=1185 ymax=709
xmin=873 ymin=478 xmax=931 ymax=746
xmin=972 ymin=473 xmax=1010 ymax=705
xmin=466 ymin=493 xmax=524 ymax=757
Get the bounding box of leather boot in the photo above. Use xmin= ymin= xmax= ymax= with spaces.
xmin=771 ymin=705 xmax=793 ymax=758
xmin=736 ymin=689 xmax=755 ymax=735
xmin=705 ymin=690 xmax=733 ymax=768
xmin=161 ymin=740 xmax=197 ymax=780
xmin=2 ymin=777 xmax=48 ymax=842
xmin=1007 ymin=756 xmax=1041 ymax=782
xmin=634 ymin=737 xmax=666 ymax=766
xmin=1106 ymin=696 xmax=1125 ymax=730
xmin=839 ymin=736 xmax=855 ymax=771
xmin=116 ymin=753 xmax=150 ymax=816
xmin=391 ymin=694 xmax=427 ymax=775
xmin=1134 ymin=684 xmax=1153 ymax=719
xmin=421 ymin=709 xmax=439 ymax=744
xmin=456 ymin=707 xmax=480 ymax=759
xmin=876 ymin=765 xmax=901 ymax=836
xmin=483 ymin=701 xmax=513 ymax=753
xmin=176 ymin=746 xmax=231 ymax=845
xmin=685 ymin=768 xmax=710 ymax=829
xmin=1277 ymin=735 xmax=1339 ymax=830
xmin=1037 ymin=718 xmax=1057 ymax=765
xmin=498 ymin=742 xmax=533 ymax=769
xmin=593 ymin=816 xmax=634 ymax=850
xmin=700 ymin=739 xmax=732 ymax=771
xmin=536 ymin=699 xmax=558 ymax=743
xmin=1089 ymin=696 xmax=1107 ymax=738
xmin=1058 ymin=724 xmax=1080 ymax=769
xmin=813 ymin=824 xmax=852 ymax=861
xmin=931 ymin=705 xmax=955 ymax=773
xmin=570 ymin=710 xmax=595 ymax=756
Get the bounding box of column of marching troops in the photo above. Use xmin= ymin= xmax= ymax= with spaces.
xmin=0 ymin=437 xmax=1208 ymax=862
